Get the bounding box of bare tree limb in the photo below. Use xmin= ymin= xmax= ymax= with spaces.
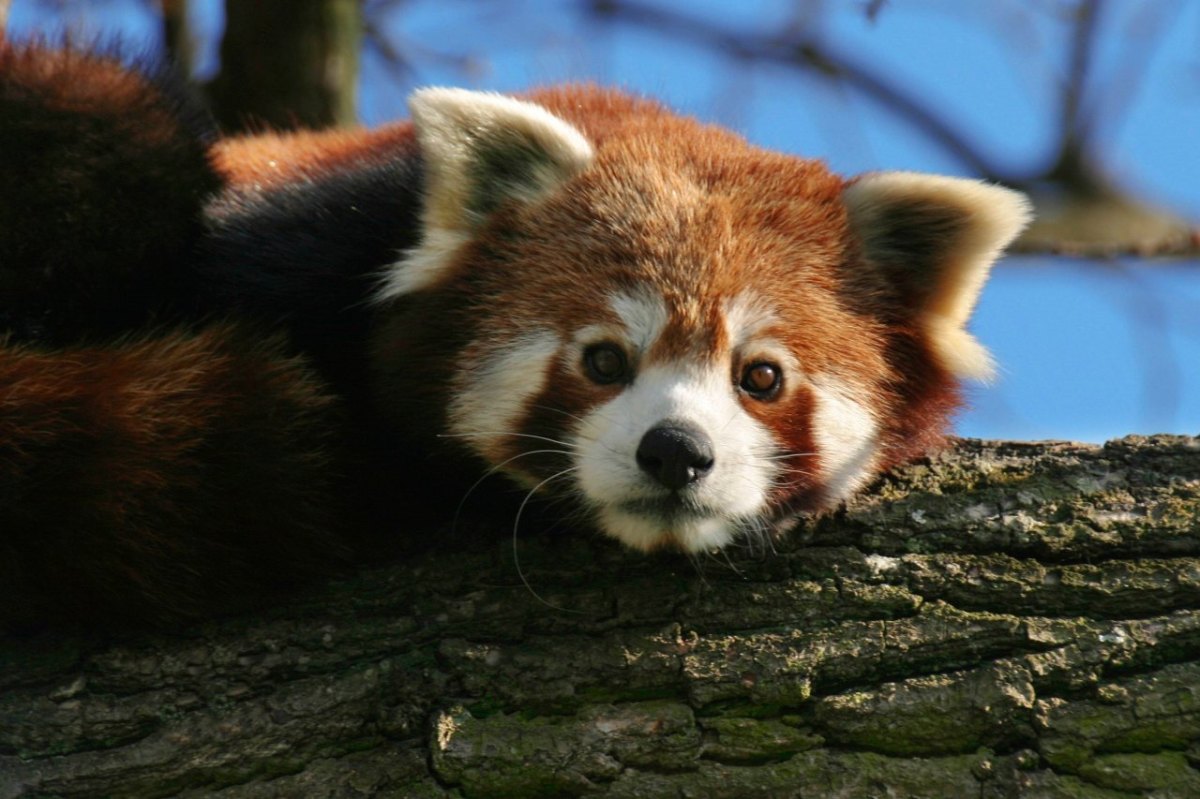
xmin=1010 ymin=231 xmax=1200 ymax=258
xmin=583 ymin=0 xmax=1016 ymax=183
xmin=206 ymin=0 xmax=362 ymax=132
xmin=159 ymin=0 xmax=192 ymax=76
xmin=1060 ymin=0 xmax=1103 ymax=152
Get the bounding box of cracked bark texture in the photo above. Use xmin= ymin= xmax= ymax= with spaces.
xmin=3 ymin=435 xmax=1200 ymax=798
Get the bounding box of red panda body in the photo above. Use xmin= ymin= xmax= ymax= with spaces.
xmin=0 ymin=44 xmax=1029 ymax=626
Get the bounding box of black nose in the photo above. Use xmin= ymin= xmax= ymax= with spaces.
xmin=636 ymin=424 xmax=715 ymax=491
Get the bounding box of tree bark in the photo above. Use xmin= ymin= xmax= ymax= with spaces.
xmin=205 ymin=0 xmax=361 ymax=132
xmin=3 ymin=435 xmax=1200 ymax=797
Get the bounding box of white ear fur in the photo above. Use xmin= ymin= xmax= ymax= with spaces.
xmin=377 ymin=88 xmax=595 ymax=302
xmin=844 ymin=172 xmax=1032 ymax=381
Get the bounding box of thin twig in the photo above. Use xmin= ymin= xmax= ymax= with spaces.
xmin=1061 ymin=0 xmax=1103 ymax=150
xmin=1009 ymin=231 xmax=1200 ymax=258
xmin=583 ymin=0 xmax=1015 ymax=183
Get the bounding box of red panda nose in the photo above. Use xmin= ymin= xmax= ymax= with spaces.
xmin=636 ymin=424 xmax=715 ymax=491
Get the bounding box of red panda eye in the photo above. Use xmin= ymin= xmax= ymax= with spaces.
xmin=584 ymin=344 xmax=629 ymax=384
xmin=740 ymin=362 xmax=781 ymax=398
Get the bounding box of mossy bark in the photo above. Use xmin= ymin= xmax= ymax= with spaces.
xmin=3 ymin=435 xmax=1200 ymax=797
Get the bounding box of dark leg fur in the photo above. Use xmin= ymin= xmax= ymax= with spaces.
xmin=0 ymin=323 xmax=345 ymax=629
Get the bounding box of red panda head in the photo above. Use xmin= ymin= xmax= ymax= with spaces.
xmin=372 ymin=86 xmax=1030 ymax=553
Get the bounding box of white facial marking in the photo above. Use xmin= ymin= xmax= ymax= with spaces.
xmin=568 ymin=291 xmax=668 ymax=376
xmin=449 ymin=332 xmax=560 ymax=467
xmin=611 ymin=290 xmax=668 ymax=353
xmin=723 ymin=291 xmax=778 ymax=348
xmin=810 ymin=376 xmax=879 ymax=502
xmin=594 ymin=507 xmax=735 ymax=553
xmin=574 ymin=361 xmax=777 ymax=552
xmin=377 ymin=228 xmax=469 ymax=302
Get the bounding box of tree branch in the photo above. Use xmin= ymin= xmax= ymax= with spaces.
xmin=1060 ymin=0 xmax=1103 ymax=151
xmin=4 ymin=436 xmax=1200 ymax=796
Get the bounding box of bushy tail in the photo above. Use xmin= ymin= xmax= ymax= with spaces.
xmin=0 ymin=39 xmax=218 ymax=343
xmin=0 ymin=324 xmax=346 ymax=628
xmin=0 ymin=42 xmax=347 ymax=628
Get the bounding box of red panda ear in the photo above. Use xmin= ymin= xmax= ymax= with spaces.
xmin=377 ymin=88 xmax=594 ymax=301
xmin=843 ymin=172 xmax=1032 ymax=381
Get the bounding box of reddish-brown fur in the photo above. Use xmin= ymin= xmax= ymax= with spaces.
xmin=0 ymin=42 xmax=218 ymax=342
xmin=1 ymin=43 xmax=349 ymax=629
xmin=212 ymin=124 xmax=416 ymax=188
xmin=372 ymin=87 xmax=960 ymax=510
xmin=0 ymin=323 xmax=344 ymax=628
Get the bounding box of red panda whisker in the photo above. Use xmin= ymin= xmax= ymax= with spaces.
xmin=760 ymin=518 xmax=781 ymax=554
xmin=524 ymin=403 xmax=646 ymax=451
xmin=694 ymin=540 xmax=757 ymax=584
xmin=770 ymin=464 xmax=818 ymax=477
xmin=567 ymin=429 xmax=629 ymax=461
xmin=716 ymin=407 xmax=746 ymax=436
xmin=439 ymin=431 xmax=580 ymax=451
xmin=737 ymin=517 xmax=779 ymax=558
xmin=525 ymin=402 xmax=599 ymax=428
xmin=525 ymin=404 xmax=647 ymax=459
xmin=452 ymin=448 xmax=577 ymax=535
xmin=685 ymin=550 xmax=717 ymax=587
xmin=512 ymin=466 xmax=588 ymax=616
xmin=757 ymin=451 xmax=818 ymax=461
xmin=717 ymin=546 xmax=748 ymax=578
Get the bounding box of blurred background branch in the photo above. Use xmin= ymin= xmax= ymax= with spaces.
xmin=580 ymin=0 xmax=1197 ymax=257
xmin=586 ymin=0 xmax=1016 ymax=184
xmin=7 ymin=0 xmax=1199 ymax=440
xmin=188 ymin=0 xmax=361 ymax=131
xmin=17 ymin=0 xmax=1194 ymax=256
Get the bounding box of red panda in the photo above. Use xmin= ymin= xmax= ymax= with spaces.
xmin=364 ymin=87 xmax=1030 ymax=553
xmin=0 ymin=43 xmax=1030 ymax=626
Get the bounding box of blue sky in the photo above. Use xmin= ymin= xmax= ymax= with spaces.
xmin=9 ymin=0 xmax=1200 ymax=443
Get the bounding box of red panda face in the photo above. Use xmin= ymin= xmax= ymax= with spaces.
xmin=373 ymin=86 xmax=1030 ymax=553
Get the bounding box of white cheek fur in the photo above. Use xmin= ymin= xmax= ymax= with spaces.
xmin=811 ymin=376 xmax=879 ymax=501
xmin=448 ymin=333 xmax=561 ymax=466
